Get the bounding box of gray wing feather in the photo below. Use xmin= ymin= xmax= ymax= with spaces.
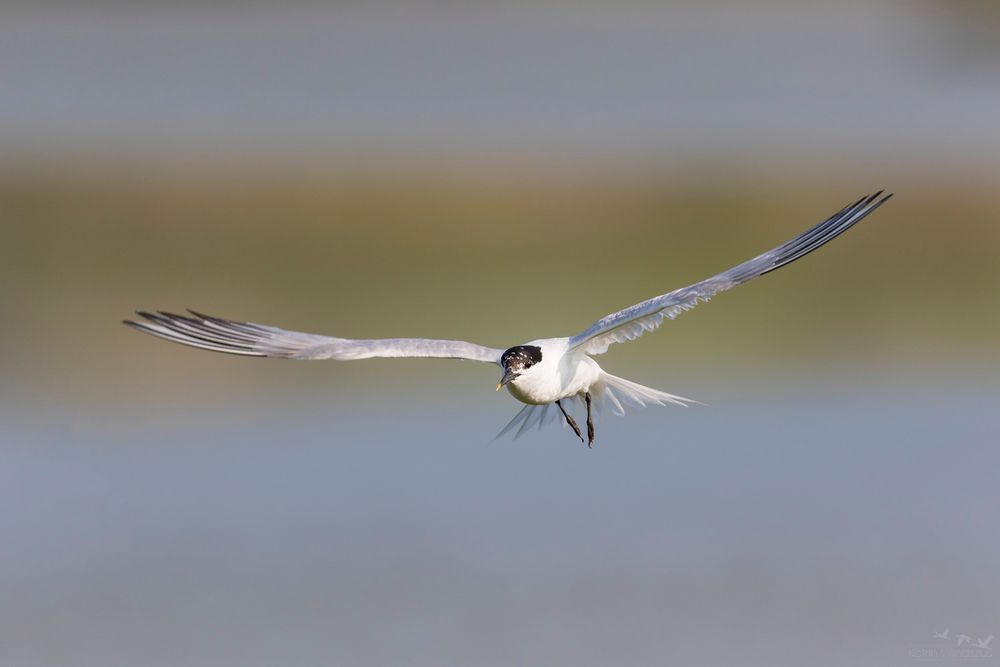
xmin=124 ymin=310 xmax=502 ymax=364
xmin=568 ymin=191 xmax=892 ymax=355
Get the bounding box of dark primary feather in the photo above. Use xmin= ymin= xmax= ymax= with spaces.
xmin=124 ymin=311 xmax=271 ymax=356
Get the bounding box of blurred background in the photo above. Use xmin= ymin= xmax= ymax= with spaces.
xmin=2 ymin=1 xmax=999 ymax=665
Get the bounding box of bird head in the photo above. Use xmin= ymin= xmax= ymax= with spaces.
xmin=496 ymin=345 xmax=543 ymax=390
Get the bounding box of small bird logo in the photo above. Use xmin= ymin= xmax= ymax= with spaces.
xmin=976 ymin=635 xmax=993 ymax=649
xmin=933 ymin=628 xmax=950 ymax=640
xmin=956 ymin=634 xmax=973 ymax=647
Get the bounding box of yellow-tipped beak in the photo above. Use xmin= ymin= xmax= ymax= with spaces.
xmin=496 ymin=369 xmax=516 ymax=391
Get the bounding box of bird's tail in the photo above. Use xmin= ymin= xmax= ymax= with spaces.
xmin=494 ymin=373 xmax=698 ymax=440
xmin=595 ymin=372 xmax=700 ymax=415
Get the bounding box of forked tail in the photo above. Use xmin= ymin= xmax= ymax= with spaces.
xmin=495 ymin=372 xmax=698 ymax=440
xmin=595 ymin=372 xmax=699 ymax=415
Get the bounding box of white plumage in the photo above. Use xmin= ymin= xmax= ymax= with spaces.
xmin=126 ymin=191 xmax=891 ymax=446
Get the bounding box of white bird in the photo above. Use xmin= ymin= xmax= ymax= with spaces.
xmin=125 ymin=191 xmax=891 ymax=446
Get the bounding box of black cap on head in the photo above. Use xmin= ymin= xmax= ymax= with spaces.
xmin=501 ymin=345 xmax=542 ymax=370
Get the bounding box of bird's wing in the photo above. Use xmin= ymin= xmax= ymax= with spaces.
xmin=124 ymin=310 xmax=503 ymax=364
xmin=567 ymin=191 xmax=892 ymax=356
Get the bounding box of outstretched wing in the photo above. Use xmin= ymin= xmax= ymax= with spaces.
xmin=568 ymin=191 xmax=892 ymax=356
xmin=124 ymin=310 xmax=503 ymax=364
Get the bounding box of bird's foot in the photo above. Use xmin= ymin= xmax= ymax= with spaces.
xmin=556 ymin=400 xmax=584 ymax=444
xmin=565 ymin=415 xmax=584 ymax=443
xmin=585 ymin=392 xmax=595 ymax=448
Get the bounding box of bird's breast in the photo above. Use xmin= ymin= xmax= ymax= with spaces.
xmin=505 ymin=374 xmax=557 ymax=405
xmin=505 ymin=354 xmax=602 ymax=405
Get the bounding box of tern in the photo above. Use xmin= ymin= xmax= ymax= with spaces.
xmin=125 ymin=191 xmax=891 ymax=446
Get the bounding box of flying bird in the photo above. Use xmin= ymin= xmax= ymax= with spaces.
xmin=125 ymin=191 xmax=891 ymax=446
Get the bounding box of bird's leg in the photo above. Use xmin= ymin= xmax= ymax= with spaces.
xmin=585 ymin=392 xmax=595 ymax=448
xmin=556 ymin=400 xmax=584 ymax=443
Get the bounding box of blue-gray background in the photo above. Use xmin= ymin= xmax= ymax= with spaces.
xmin=2 ymin=2 xmax=998 ymax=665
